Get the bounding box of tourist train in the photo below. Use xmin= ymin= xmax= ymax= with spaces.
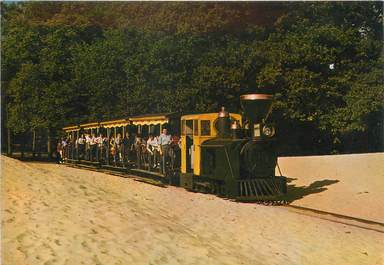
xmin=62 ymin=94 xmax=287 ymax=201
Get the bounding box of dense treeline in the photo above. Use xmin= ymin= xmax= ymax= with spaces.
xmin=1 ymin=2 xmax=383 ymax=155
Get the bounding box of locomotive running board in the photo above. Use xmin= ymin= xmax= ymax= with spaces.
xmin=130 ymin=168 xmax=168 ymax=184
xmin=101 ymin=164 xmax=128 ymax=172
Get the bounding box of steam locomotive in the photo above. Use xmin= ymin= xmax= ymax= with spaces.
xmin=181 ymin=94 xmax=287 ymax=201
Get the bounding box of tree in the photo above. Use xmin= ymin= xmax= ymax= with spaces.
xmin=2 ymin=1 xmax=382 ymax=155
xmin=256 ymin=2 xmax=383 ymax=153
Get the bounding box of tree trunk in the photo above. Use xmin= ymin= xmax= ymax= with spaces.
xmin=7 ymin=128 xmax=12 ymax=155
xmin=21 ymin=133 xmax=25 ymax=159
xmin=47 ymin=128 xmax=52 ymax=159
xmin=32 ymin=129 xmax=36 ymax=157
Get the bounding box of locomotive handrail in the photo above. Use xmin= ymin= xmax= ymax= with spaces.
xmin=200 ymin=144 xmax=225 ymax=148
xmin=224 ymin=148 xmax=235 ymax=180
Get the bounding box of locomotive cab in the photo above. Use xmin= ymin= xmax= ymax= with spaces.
xmin=179 ymin=113 xmax=242 ymax=189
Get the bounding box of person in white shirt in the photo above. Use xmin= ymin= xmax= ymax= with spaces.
xmin=61 ymin=138 xmax=68 ymax=160
xmin=85 ymin=133 xmax=91 ymax=160
xmin=158 ymin=128 xmax=172 ymax=174
xmin=95 ymin=133 xmax=103 ymax=161
xmin=147 ymin=134 xmax=159 ymax=168
xmin=95 ymin=133 xmax=103 ymax=146
xmin=115 ymin=133 xmax=123 ymax=162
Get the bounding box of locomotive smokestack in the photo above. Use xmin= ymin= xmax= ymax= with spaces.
xmin=240 ymin=94 xmax=273 ymax=138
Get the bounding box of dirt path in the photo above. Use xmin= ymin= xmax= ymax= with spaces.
xmin=2 ymin=156 xmax=383 ymax=265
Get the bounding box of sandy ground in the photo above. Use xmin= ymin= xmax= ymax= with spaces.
xmin=279 ymin=153 xmax=384 ymax=223
xmin=2 ymin=155 xmax=384 ymax=265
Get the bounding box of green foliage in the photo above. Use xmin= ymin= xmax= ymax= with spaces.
xmin=1 ymin=2 xmax=383 ymax=154
xmin=256 ymin=2 xmax=383 ymax=150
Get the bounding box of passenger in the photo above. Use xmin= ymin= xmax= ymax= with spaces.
xmin=134 ymin=134 xmax=143 ymax=168
xmin=89 ymin=133 xmax=97 ymax=161
xmin=68 ymin=135 xmax=73 ymax=159
xmin=95 ymin=133 xmax=103 ymax=161
xmin=85 ymin=133 xmax=91 ymax=160
xmin=159 ymin=128 xmax=172 ymax=174
xmin=115 ymin=133 xmax=123 ymax=162
xmin=156 ymin=135 xmax=161 ymax=168
xmin=109 ymin=136 xmax=116 ymax=164
xmin=56 ymin=139 xmax=63 ymax=164
xmin=70 ymin=134 xmax=76 ymax=159
xmin=123 ymin=132 xmax=131 ymax=163
xmin=102 ymin=134 xmax=108 ymax=161
xmin=129 ymin=133 xmax=135 ymax=151
xmin=146 ymin=134 xmax=155 ymax=154
xmin=147 ymin=134 xmax=159 ymax=169
xmin=77 ymin=134 xmax=86 ymax=160
xmin=171 ymin=134 xmax=180 ymax=146
xmin=134 ymin=134 xmax=141 ymax=145
xmin=61 ymin=137 xmax=68 ymax=160
xmin=67 ymin=134 xmax=73 ymax=159
xmin=141 ymin=136 xmax=149 ymax=167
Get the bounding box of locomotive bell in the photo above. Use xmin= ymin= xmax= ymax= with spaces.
xmin=240 ymin=94 xmax=273 ymax=138
xmin=218 ymin=106 xmax=229 ymax=118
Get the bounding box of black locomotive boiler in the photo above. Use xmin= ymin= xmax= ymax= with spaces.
xmin=196 ymin=94 xmax=287 ymax=200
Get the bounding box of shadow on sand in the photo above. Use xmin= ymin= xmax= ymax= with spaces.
xmin=284 ymin=177 xmax=340 ymax=203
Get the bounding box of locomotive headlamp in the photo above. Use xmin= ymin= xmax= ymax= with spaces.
xmin=262 ymin=125 xmax=275 ymax=137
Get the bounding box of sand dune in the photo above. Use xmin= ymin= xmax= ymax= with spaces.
xmin=2 ymin=155 xmax=384 ymax=265
xmin=278 ymin=153 xmax=384 ymax=222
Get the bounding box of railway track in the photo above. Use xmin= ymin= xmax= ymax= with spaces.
xmin=283 ymin=205 xmax=384 ymax=234
xmin=63 ymin=162 xmax=384 ymax=234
